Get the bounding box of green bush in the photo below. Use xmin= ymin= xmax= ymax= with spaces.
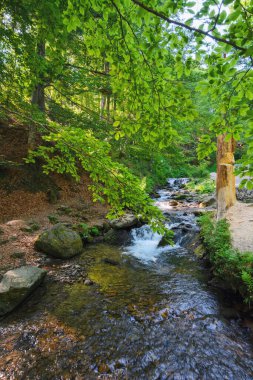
xmin=115 ymin=143 xmax=212 ymax=194
xmin=74 ymin=223 xmax=101 ymax=241
xmin=198 ymin=214 xmax=253 ymax=304
xmin=78 ymin=223 xmax=88 ymax=239
xmin=186 ymin=178 xmax=215 ymax=194
xmin=89 ymin=226 xmax=100 ymax=236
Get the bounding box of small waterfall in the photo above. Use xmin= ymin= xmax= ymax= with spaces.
xmin=157 ymin=189 xmax=172 ymax=200
xmin=167 ymin=178 xmax=189 ymax=189
xmin=124 ymin=177 xmax=197 ymax=262
xmin=124 ymin=225 xmax=178 ymax=262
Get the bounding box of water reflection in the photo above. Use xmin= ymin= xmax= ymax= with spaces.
xmin=0 ymin=178 xmax=253 ymax=379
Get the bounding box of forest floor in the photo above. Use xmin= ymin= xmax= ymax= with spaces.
xmin=227 ymin=201 xmax=253 ymax=252
xmin=0 ymin=189 xmax=108 ymax=277
xmin=0 ymin=120 xmax=109 ymax=276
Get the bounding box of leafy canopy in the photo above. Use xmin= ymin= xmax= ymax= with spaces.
xmin=1 ymin=0 xmax=253 ymax=226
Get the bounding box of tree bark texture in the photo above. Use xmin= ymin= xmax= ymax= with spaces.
xmin=216 ymin=134 xmax=236 ymax=219
xmin=28 ymin=40 xmax=45 ymax=151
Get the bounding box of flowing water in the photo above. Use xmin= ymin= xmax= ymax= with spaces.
xmin=1 ymin=179 xmax=253 ymax=379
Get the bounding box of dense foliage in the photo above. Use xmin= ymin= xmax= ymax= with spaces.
xmin=1 ymin=0 xmax=253 ymax=226
xmin=186 ymin=177 xmax=216 ymax=194
xmin=199 ymin=214 xmax=253 ymax=304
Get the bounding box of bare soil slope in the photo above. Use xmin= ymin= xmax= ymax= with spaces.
xmin=0 ymin=120 xmax=108 ymax=275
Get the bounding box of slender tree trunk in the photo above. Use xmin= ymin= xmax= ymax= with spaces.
xmin=106 ymin=94 xmax=111 ymax=122
xmin=99 ymin=61 xmax=110 ymax=121
xmin=216 ymin=134 xmax=236 ymax=219
xmin=100 ymin=94 xmax=106 ymax=120
xmin=28 ymin=41 xmax=45 ymax=150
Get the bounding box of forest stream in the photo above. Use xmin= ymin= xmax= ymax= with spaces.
xmin=1 ymin=179 xmax=253 ymax=380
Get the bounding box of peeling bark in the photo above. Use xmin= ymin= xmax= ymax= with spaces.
xmin=216 ymin=134 xmax=236 ymax=219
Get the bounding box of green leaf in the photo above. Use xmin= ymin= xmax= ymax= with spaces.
xmin=227 ymin=9 xmax=241 ymax=22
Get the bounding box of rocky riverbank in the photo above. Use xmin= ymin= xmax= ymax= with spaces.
xmin=1 ymin=178 xmax=253 ymax=380
xmin=0 ymin=202 xmax=107 ymax=279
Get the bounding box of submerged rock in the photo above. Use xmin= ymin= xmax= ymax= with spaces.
xmin=169 ymin=200 xmax=179 ymax=206
xmin=35 ymin=223 xmax=83 ymax=259
xmin=0 ymin=266 xmax=46 ymax=316
xmin=173 ymin=193 xmax=188 ymax=200
xmin=109 ymin=213 xmax=138 ymax=229
xmin=102 ymin=258 xmax=120 ymax=266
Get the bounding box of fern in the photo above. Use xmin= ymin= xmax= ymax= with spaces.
xmin=199 ymin=214 xmax=253 ymax=304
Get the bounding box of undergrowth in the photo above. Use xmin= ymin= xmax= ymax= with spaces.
xmin=186 ymin=178 xmax=215 ymax=194
xmin=120 ymin=146 xmax=211 ymax=193
xmin=199 ymin=214 xmax=253 ymax=305
xmin=73 ymin=223 xmax=100 ymax=242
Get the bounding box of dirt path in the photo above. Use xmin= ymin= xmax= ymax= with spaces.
xmin=210 ymin=172 xmax=253 ymax=252
xmin=227 ymin=201 xmax=253 ymax=252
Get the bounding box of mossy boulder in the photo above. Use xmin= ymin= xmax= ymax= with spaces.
xmin=0 ymin=266 xmax=47 ymax=316
xmin=104 ymin=228 xmax=131 ymax=246
xmin=35 ymin=223 xmax=83 ymax=259
xmin=173 ymin=194 xmax=188 ymax=200
xmin=158 ymin=235 xmax=171 ymax=247
xmin=20 ymin=222 xmax=40 ymax=233
xmin=109 ymin=213 xmax=138 ymax=229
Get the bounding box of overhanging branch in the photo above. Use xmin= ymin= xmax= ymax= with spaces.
xmin=131 ymin=0 xmax=246 ymax=53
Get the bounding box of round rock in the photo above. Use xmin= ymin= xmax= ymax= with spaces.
xmin=35 ymin=223 xmax=83 ymax=259
xmin=0 ymin=266 xmax=47 ymax=316
xmin=109 ymin=213 xmax=138 ymax=229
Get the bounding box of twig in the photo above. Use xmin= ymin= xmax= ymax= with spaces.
xmin=131 ymin=0 xmax=246 ymax=53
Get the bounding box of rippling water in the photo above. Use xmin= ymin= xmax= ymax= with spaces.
xmin=0 ymin=179 xmax=253 ymax=379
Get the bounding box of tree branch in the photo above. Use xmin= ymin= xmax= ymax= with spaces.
xmin=65 ymin=63 xmax=109 ymax=76
xmin=131 ymin=0 xmax=246 ymax=53
xmin=208 ymin=0 xmax=223 ymax=33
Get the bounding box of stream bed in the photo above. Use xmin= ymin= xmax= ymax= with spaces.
xmin=0 ymin=179 xmax=253 ymax=379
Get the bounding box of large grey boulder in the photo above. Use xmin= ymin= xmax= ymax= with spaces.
xmin=236 ymin=188 xmax=253 ymax=202
xmin=35 ymin=223 xmax=83 ymax=259
xmin=199 ymin=195 xmax=216 ymax=208
xmin=0 ymin=266 xmax=46 ymax=316
xmin=109 ymin=213 xmax=138 ymax=229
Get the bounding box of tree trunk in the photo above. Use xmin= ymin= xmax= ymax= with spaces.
xmin=99 ymin=61 xmax=110 ymax=121
xmin=31 ymin=83 xmax=45 ymax=112
xmin=106 ymin=94 xmax=111 ymax=122
xmin=100 ymin=94 xmax=106 ymax=120
xmin=216 ymin=134 xmax=236 ymax=219
xmin=28 ymin=41 xmax=45 ymax=151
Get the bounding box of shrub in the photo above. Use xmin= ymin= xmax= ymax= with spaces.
xmin=198 ymin=214 xmax=253 ymax=304
xmin=74 ymin=223 xmax=101 ymax=241
xmin=186 ymin=178 xmax=215 ymax=194
xmin=89 ymin=226 xmax=100 ymax=236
